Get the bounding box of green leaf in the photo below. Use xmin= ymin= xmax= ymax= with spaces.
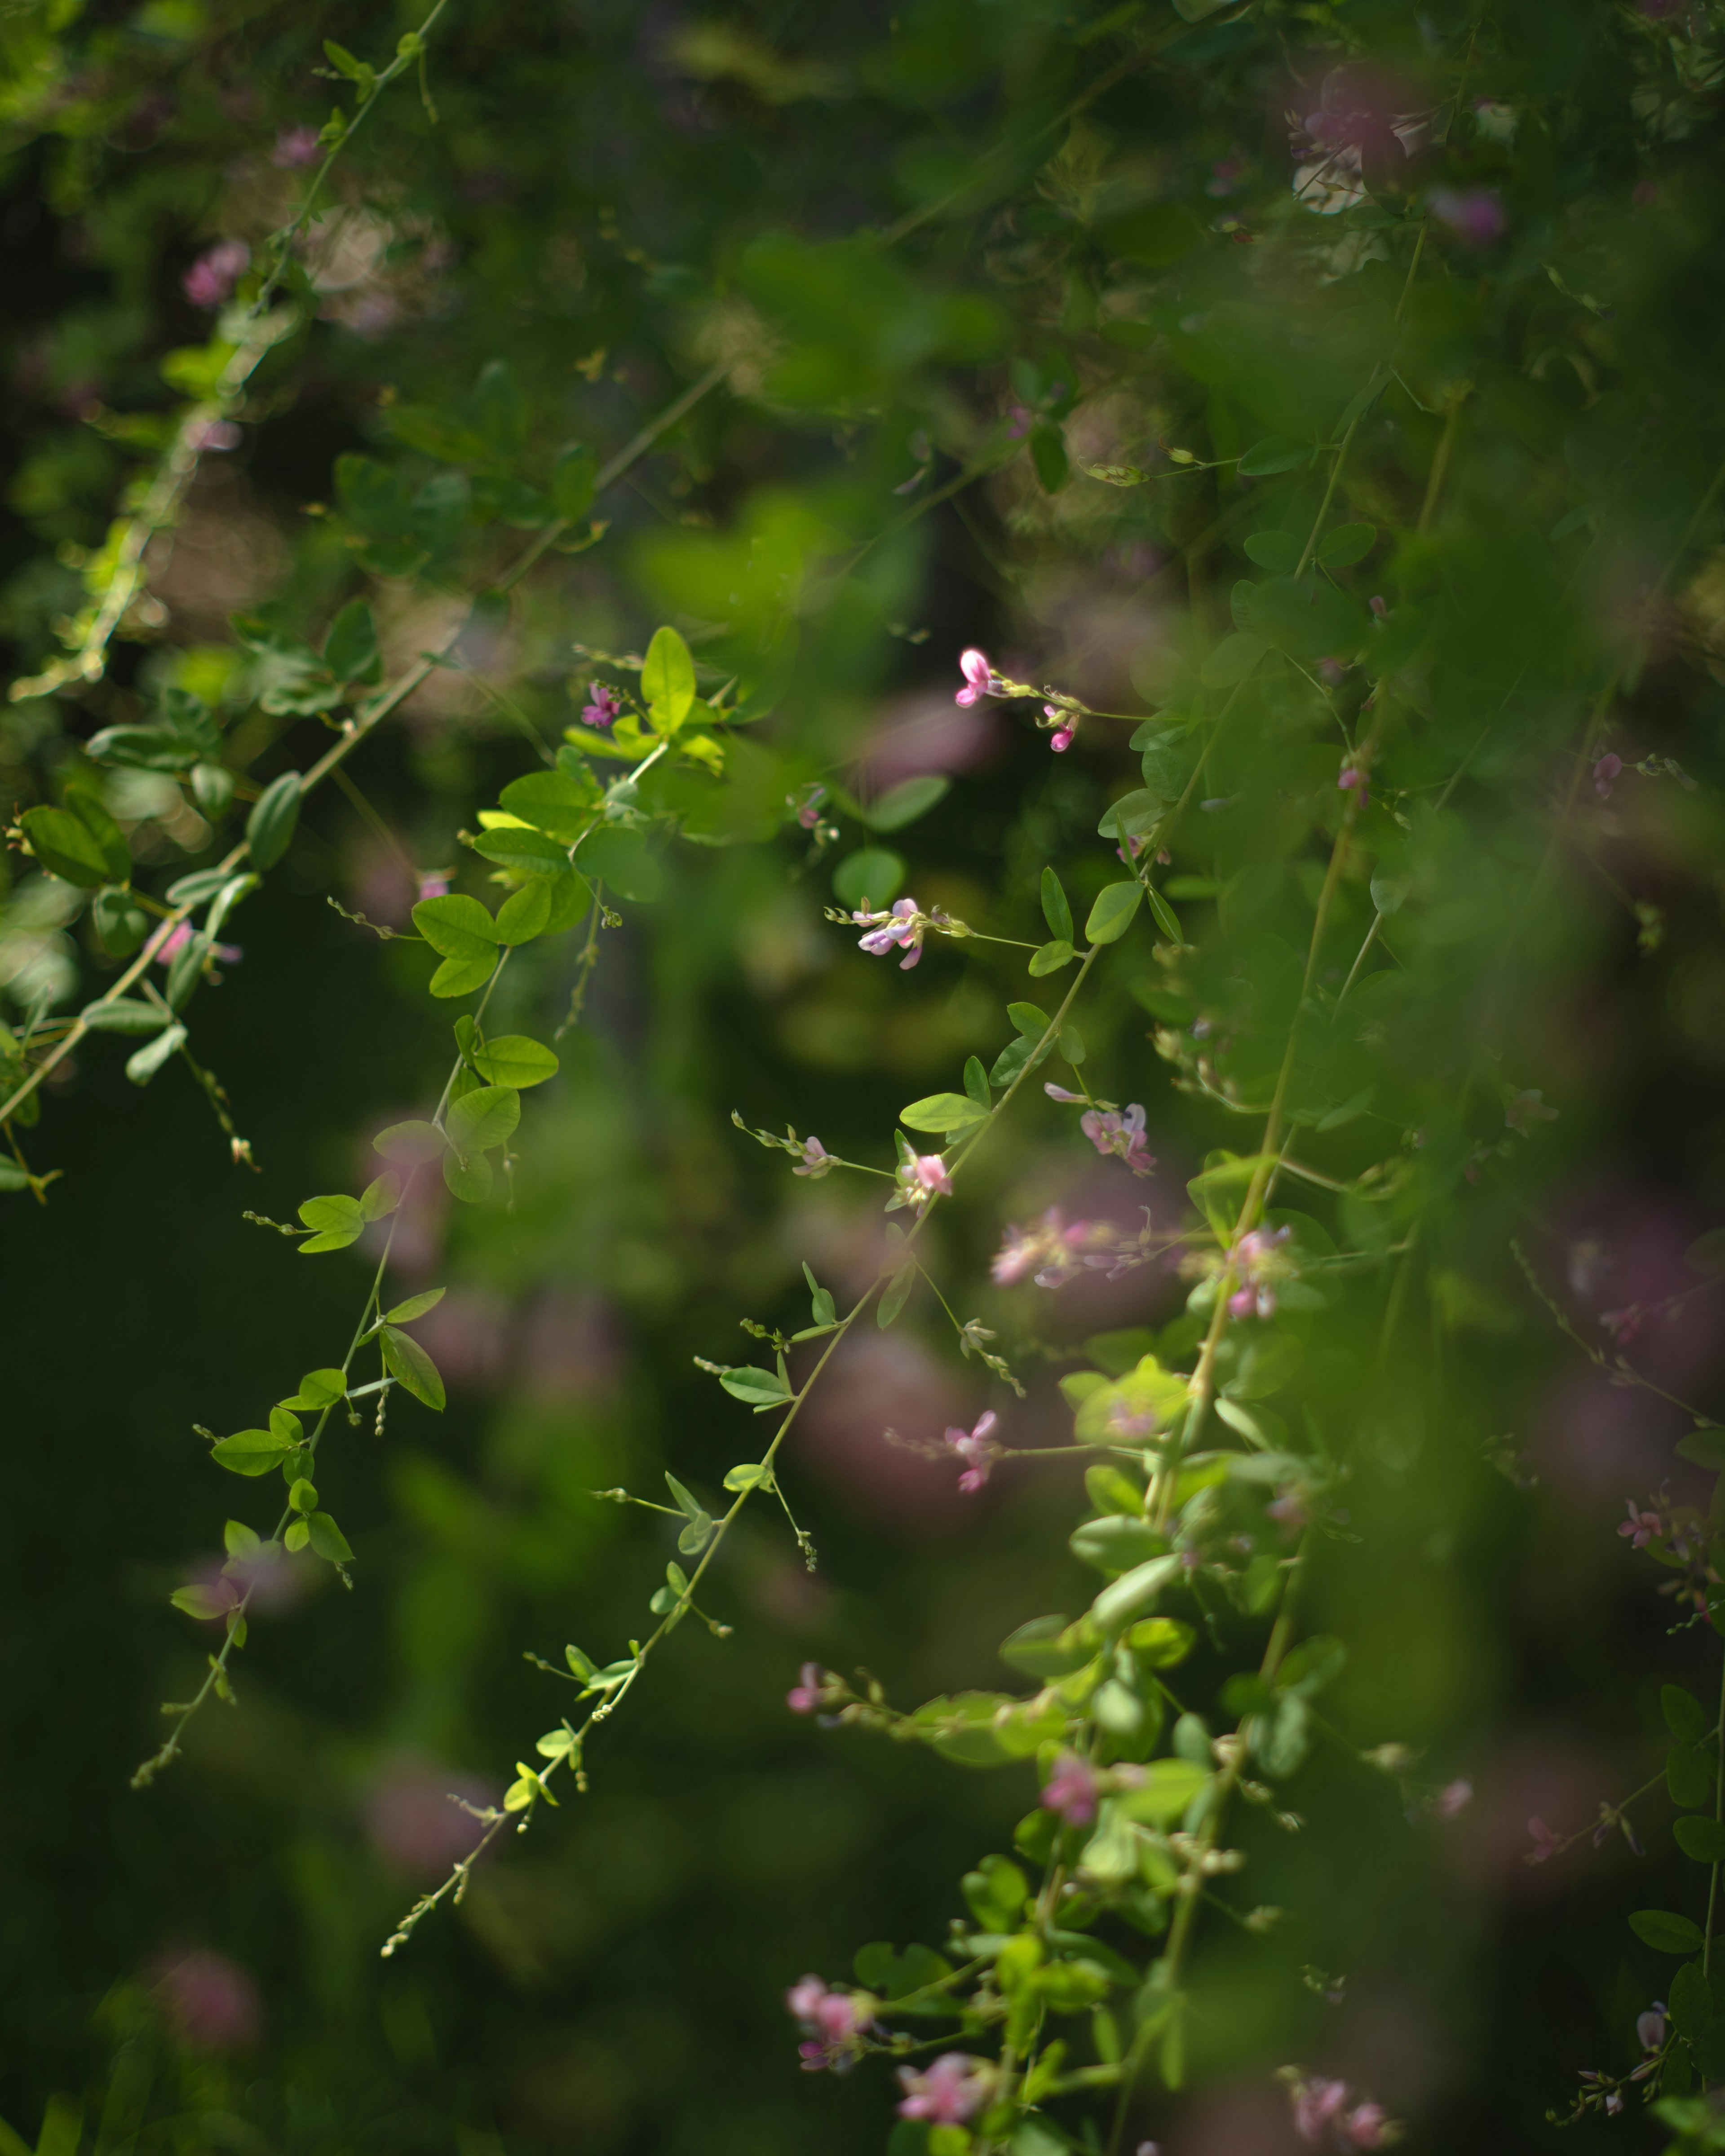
xmin=124 ymin=1023 xmax=186 ymax=1085
xmin=1092 ymin=1554 xmax=1185 ymax=1630
xmin=574 ymin=828 xmax=663 ymax=903
xmin=1677 ymin=1428 xmax=1725 ymax=1469
xmin=1665 ymin=1684 xmax=1709 ymax=1745
xmin=1085 ymin=881 xmax=1143 ymax=945
xmin=1670 ymin=1742 xmax=1714 ymax=1809
xmin=282 ymin=1367 xmax=346 ymax=1410
xmin=323 ymin=599 xmax=380 ymax=681
xmin=1030 ymin=420 xmax=1068 ymax=492
xmin=474 ymin=358 xmax=529 ymax=458
xmin=373 ymin=1119 xmax=447 ymax=1165
xmin=18 ymin=806 xmax=111 ymax=888
xmin=1675 ymin=1816 xmax=1725 ymax=1864
xmin=443 ymin=1148 xmax=494 ymax=1202
xmin=170 ymin=1583 xmax=231 ymax=1620
xmin=1200 ymin=632 xmax=1268 ymax=687
xmin=718 ymin=1367 xmax=792 ymax=1406
xmin=1098 ymin=790 xmax=1162 ymax=842
xmin=297 ymin=1193 xmax=365 ymax=1253
xmin=164 ymin=931 xmax=209 ymax=1012
xmin=722 ymin=1462 xmax=771 ymax=1491
xmin=470 ymin=1034 xmax=559 ymax=1088
xmin=210 ymin=1428 xmax=296 ymax=1475
xmin=899 ymin=1092 xmax=986 ymax=1133
xmin=1631 ymin=1910 xmax=1707 ymax=1954
xmin=1028 ymin=939 xmax=1075 ymax=976
xmin=832 ymin=847 xmax=905 ymax=911
xmin=494 ymin=877 xmax=556 ymax=945
xmin=360 ymin=1171 xmax=401 ymax=1219
xmin=1243 ymin=530 xmax=1300 ymax=574
xmin=862 ymin=775 xmax=949 ymax=831
xmin=664 ymin=1472 xmax=704 ymax=1520
xmin=677 ymin=1510 xmax=714 ymax=1556
xmin=323 ymin=36 xmax=369 ymax=79
xmin=307 ymin=1511 xmax=355 ymax=1564
xmin=1040 ymin=867 xmax=1073 ymax=944
xmin=385 ymin=1288 xmax=446 ymax=1325
xmin=80 ymin=998 xmax=171 ymax=1035
xmin=1115 ymin=1756 xmax=1210 ymax=1824
xmin=1145 ymin=884 xmax=1183 ymax=941
xmin=473 ymin=823 xmax=570 ymax=876
xmin=877 ymin=1257 xmax=917 ymax=1329
xmin=413 ymin=893 xmax=501 ymax=959
xmin=380 ymin=1325 xmax=446 ymax=1410
xmin=499 ymin=771 xmax=597 ymax=844
xmin=641 ymin=625 xmax=697 ymax=733
xmin=246 ymin=771 xmax=302 ymax=870
xmin=963 ymin=1056 xmax=990 ymax=1109
xmin=551 ymin=443 xmax=597 ymax=522
xmin=1237 ymin=436 xmax=1311 ymax=476
xmin=998 ymin=1615 xmax=1090 ymax=1679
xmin=446 ymin=1084 xmax=520 ymax=1154
xmin=92 ymin=887 xmax=147 ymax=956
xmin=1317 ymin=521 xmax=1376 ymax=568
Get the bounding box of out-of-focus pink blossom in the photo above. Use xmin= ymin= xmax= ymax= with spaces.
xmin=1229 ymin=1224 xmax=1292 ymax=1319
xmin=1292 ymin=2076 xmax=1352 ymax=2143
xmin=582 ymin=682 xmax=622 ymax=729
xmin=1619 ymin=1496 xmax=1666 ymax=1549
xmin=896 ymin=2053 xmax=990 ymax=2123
xmin=155 ymin=921 xmax=242 ymax=970
xmin=183 ymin=239 xmax=250 ymax=309
xmin=1637 ymin=2003 xmax=1668 ymax=2052
xmin=794 ymin=783 xmax=827 ymax=830
xmin=363 ymin=1759 xmax=500 ymax=1873
xmin=898 ymin=1152 xmax=953 ymax=1204
xmin=1594 ymin=751 xmax=1623 ymax=799
xmin=417 ymin=871 xmax=450 ymax=901
xmin=1430 ymin=186 xmax=1507 ymax=247
xmin=787 ymin=1974 xmax=874 ymax=2071
xmin=1435 ymin=1778 xmax=1473 ymax=1820
xmin=787 ymin=1661 xmax=829 ymax=1714
xmin=1041 ymin=1750 xmax=1100 ymax=1826
xmin=1080 ymin=1102 xmax=1154 ymax=1175
xmin=1526 ymin=1815 xmax=1561 ymax=1864
xmin=150 ymin=1949 xmax=261 ymax=2050
xmin=955 ymin=648 xmax=1003 ymax=707
xmin=1343 ymin=2101 xmax=1390 ymax=2148
xmin=946 ymin=1409 xmax=1001 ymax=1493
xmin=271 ymin=125 xmax=322 ymax=168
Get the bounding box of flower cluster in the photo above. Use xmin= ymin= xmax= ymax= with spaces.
xmin=785 ymin=1975 xmax=876 ymax=2072
xmin=1283 ymin=2071 xmax=1399 ymax=2149
xmin=849 ymin=895 xmax=962 ymax=970
xmin=1228 ymin=1225 xmax=1292 ymax=1319
xmin=991 ymin=1206 xmax=1120 ymax=1288
xmin=1043 ymin=1084 xmax=1156 ymax=1174
xmin=896 ymin=2053 xmax=991 ymax=2124
xmin=944 ymin=1410 xmax=1002 ymax=1493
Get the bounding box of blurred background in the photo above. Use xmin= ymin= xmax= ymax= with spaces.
xmin=1 ymin=3 xmax=1724 ymax=2152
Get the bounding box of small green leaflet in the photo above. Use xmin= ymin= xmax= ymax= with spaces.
xmin=125 ymin=1024 xmax=186 ymax=1086
xmin=899 ymin=1092 xmax=986 ymax=1133
xmin=723 ymin=1462 xmax=770 ymax=1492
xmin=1630 ymin=1910 xmax=1706 ymax=1954
xmin=307 ymin=1512 xmax=355 ymax=1564
xmin=1236 ymin=436 xmax=1310 ymax=476
xmin=877 ymin=1257 xmax=916 ymax=1329
xmin=1040 ymin=867 xmax=1074 ymax=943
xmin=1317 ymin=521 xmax=1376 ymax=568
xmin=495 ymin=876 xmax=556 ymax=944
xmin=170 ymin=1583 xmax=231 ymax=1620
xmin=446 ymin=1084 xmax=520 ymax=1154
xmin=385 ymin=1287 xmax=446 ymax=1325
xmin=1028 ymin=940 xmax=1075 ymax=976
xmin=718 ymin=1366 xmax=792 ymax=1407
xmin=281 ymin=1368 xmax=346 ymax=1410
xmin=641 ymin=624 xmax=697 ymax=733
xmin=1145 ymin=884 xmax=1183 ymax=941
xmin=1085 ymin=881 xmax=1143 ymax=945
xmin=412 ymin=892 xmax=502 ymax=996
xmin=1675 ymin=1816 xmax=1725 ymax=1864
xmin=298 ymin=1193 xmax=365 ymax=1253
xmin=801 ymin=1261 xmax=836 ymax=1328
xmin=1664 ymin=1683 xmax=1709 ymax=1745
xmin=469 ymin=1034 xmax=559 ymax=1088
xmin=360 ymin=1171 xmax=401 ymax=1220
xmin=210 ymin=1428 xmax=297 ymax=1475
xmin=443 ymin=1149 xmax=494 ymax=1202
xmin=373 ymin=1119 xmax=446 ymax=1164
xmin=380 ymin=1325 xmax=446 ymax=1410
xmin=80 ymin=998 xmax=171 ymax=1035
xmin=247 ymin=771 xmax=302 ymax=870
xmin=324 ymin=599 xmax=380 ymax=681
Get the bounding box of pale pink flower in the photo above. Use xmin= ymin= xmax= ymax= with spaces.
xmin=271 ymin=125 xmax=321 ymax=168
xmin=792 ymin=1135 xmax=835 ymax=1178
xmin=1044 ymin=1082 xmax=1085 ymax=1102
xmin=150 ymin=1950 xmax=261 ymax=2050
xmin=786 ymin=1662 xmax=827 ymax=1714
xmin=1637 ymin=2003 xmax=1668 ymax=2052
xmin=898 ymin=1152 xmax=952 ymax=1204
xmin=1080 ymin=1101 xmax=1154 ymax=1175
xmin=896 ymin=2053 xmax=990 ymax=2123
xmin=855 ymin=896 xmax=926 ymax=968
xmin=416 ymin=872 xmax=450 ymax=901
xmin=991 ymin=1207 xmax=1110 ymax=1288
xmin=1526 ymin=1815 xmax=1561 ymax=1864
xmin=155 ymin=921 xmax=242 ymax=970
xmin=1434 ymin=1778 xmax=1473 ymax=1820
xmin=1292 ymin=2076 xmax=1352 ymax=2143
xmin=946 ymin=1410 xmax=1001 ymax=1493
xmin=183 ymin=239 xmax=249 ymax=309
xmin=1343 ymin=2101 xmax=1390 ymax=2147
xmin=1430 ymin=186 xmax=1507 ymax=247
xmin=787 ymin=1973 xmax=873 ymax=2071
xmin=1619 ymin=1498 xmax=1664 ymax=1549
xmin=1229 ymin=1224 xmax=1291 ymax=1318
xmin=794 ymin=783 xmax=827 ymax=830
xmin=1594 ymin=752 xmax=1623 ymax=799
xmin=954 ymin=648 xmax=1002 ymax=707
xmin=1041 ymin=1750 xmax=1100 ymax=1826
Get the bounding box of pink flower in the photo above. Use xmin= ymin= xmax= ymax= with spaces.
xmin=991 ymin=1208 xmax=1112 ymax=1288
xmin=155 ymin=922 xmax=242 ymax=970
xmin=1343 ymin=2102 xmax=1389 ymax=2148
xmin=1337 ymin=765 xmax=1369 ymax=805
xmin=1079 ymin=1102 xmax=1154 ymax=1175
xmin=955 ymin=648 xmax=1002 ymax=707
xmin=1594 ymin=752 xmax=1623 ymax=799
xmin=1619 ymin=1498 xmax=1664 ymax=1549
xmin=794 ymin=784 xmax=827 ymax=830
xmin=1045 ymin=704 xmax=1077 ymax=752
xmin=1041 ymin=1750 xmax=1100 ymax=1826
xmin=1292 ymin=2076 xmax=1352 ymax=2143
xmin=1044 ymin=1082 xmax=1084 ymax=1103
xmin=271 ymin=125 xmax=322 ymax=168
xmin=787 ymin=1974 xmax=874 ymax=2070
xmin=896 ymin=2053 xmax=990 ymax=2124
xmin=182 ymin=239 xmax=249 ymax=309
xmin=856 ymin=896 xmax=923 ymax=967
xmin=897 ymin=1151 xmax=953 ymax=1207
xmin=581 ymin=682 xmax=622 ymax=729
xmin=1430 ymin=186 xmax=1507 ymax=247
xmin=792 ymin=1135 xmax=834 ymax=1178
xmin=1526 ymin=1815 xmax=1561 ymax=1864
xmin=1434 ymin=1778 xmax=1473 ymax=1820
xmin=1229 ymin=1224 xmax=1291 ymax=1318
xmin=416 ymin=872 xmax=451 ymax=902
xmin=786 ymin=1662 xmax=827 ymax=1714
xmin=946 ymin=1410 xmax=1001 ymax=1493
xmin=1637 ymin=2003 xmax=1668 ymax=2052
